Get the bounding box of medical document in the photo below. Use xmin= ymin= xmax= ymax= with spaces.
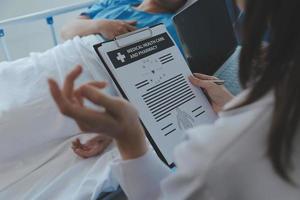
xmin=94 ymin=24 xmax=217 ymax=166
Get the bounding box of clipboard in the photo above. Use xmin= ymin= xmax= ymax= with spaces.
xmin=93 ymin=24 xmax=217 ymax=168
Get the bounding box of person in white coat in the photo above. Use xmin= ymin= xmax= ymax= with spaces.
xmin=48 ymin=0 xmax=300 ymax=199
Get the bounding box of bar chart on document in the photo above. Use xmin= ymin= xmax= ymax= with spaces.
xmin=96 ymin=25 xmax=217 ymax=165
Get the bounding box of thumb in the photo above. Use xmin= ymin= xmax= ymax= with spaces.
xmin=189 ymin=75 xmax=216 ymax=90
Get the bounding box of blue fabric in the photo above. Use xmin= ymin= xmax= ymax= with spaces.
xmin=83 ymin=0 xmax=242 ymax=95
xmin=225 ymin=0 xmax=238 ymax=23
xmin=214 ymin=47 xmax=242 ymax=95
xmin=82 ymin=0 xmax=181 ymax=48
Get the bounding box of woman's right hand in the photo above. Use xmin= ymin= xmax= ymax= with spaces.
xmin=48 ymin=66 xmax=148 ymax=160
xmin=189 ymin=73 xmax=234 ymax=113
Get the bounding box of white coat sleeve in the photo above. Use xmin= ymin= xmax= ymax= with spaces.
xmin=111 ymin=138 xmax=213 ymax=200
xmin=111 ymin=149 xmax=171 ymax=200
xmin=111 ymin=122 xmax=238 ymax=200
xmin=110 ymin=124 xmax=220 ymax=200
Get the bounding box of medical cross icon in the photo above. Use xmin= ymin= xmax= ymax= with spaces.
xmin=116 ymin=52 xmax=126 ymax=63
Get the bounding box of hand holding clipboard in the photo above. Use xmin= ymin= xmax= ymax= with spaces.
xmin=93 ymin=24 xmax=217 ymax=167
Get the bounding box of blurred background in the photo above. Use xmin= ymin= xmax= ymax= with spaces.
xmin=0 ymin=0 xmax=88 ymax=61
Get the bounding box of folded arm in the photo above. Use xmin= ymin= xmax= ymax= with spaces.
xmin=60 ymin=16 xmax=137 ymax=41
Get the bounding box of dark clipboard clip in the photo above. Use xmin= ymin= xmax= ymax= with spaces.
xmin=114 ymin=27 xmax=153 ymax=48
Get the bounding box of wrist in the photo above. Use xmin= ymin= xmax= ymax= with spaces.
xmin=224 ymin=91 xmax=235 ymax=105
xmin=115 ymin=123 xmax=148 ymax=160
xmin=94 ymin=20 xmax=107 ymax=34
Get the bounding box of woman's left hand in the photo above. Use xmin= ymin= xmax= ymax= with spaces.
xmin=72 ymin=135 xmax=112 ymax=159
xmin=48 ymin=65 xmax=148 ymax=160
xmin=189 ymin=73 xmax=234 ymax=112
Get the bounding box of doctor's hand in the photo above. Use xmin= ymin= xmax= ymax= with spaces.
xmin=72 ymin=135 xmax=112 ymax=158
xmin=189 ymin=73 xmax=234 ymax=113
xmin=48 ymin=66 xmax=148 ymax=160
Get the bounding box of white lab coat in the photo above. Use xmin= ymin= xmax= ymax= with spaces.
xmin=112 ymin=89 xmax=300 ymax=200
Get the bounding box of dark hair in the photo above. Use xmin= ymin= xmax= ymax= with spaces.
xmin=238 ymin=0 xmax=300 ymax=182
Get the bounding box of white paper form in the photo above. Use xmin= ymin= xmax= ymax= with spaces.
xmin=95 ymin=24 xmax=217 ymax=166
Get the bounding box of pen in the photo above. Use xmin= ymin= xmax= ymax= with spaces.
xmin=213 ymin=80 xmax=225 ymax=85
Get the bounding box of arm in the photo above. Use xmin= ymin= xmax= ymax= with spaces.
xmin=112 ymin=150 xmax=171 ymax=200
xmin=60 ymin=0 xmax=108 ymax=40
xmin=60 ymin=15 xmax=96 ymax=40
xmin=48 ymin=66 xmax=234 ymax=199
xmin=48 ymin=66 xmax=170 ymax=199
xmin=60 ymin=17 xmax=137 ymax=41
